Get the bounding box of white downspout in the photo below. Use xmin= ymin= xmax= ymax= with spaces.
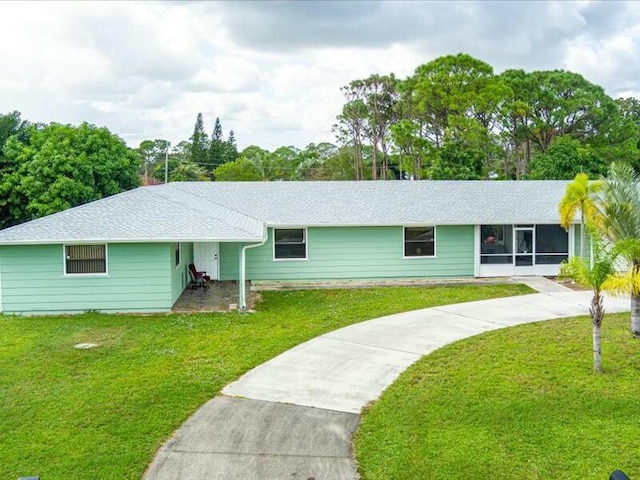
xmin=239 ymin=227 xmax=268 ymax=311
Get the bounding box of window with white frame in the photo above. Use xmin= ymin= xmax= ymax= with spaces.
xmin=274 ymin=228 xmax=306 ymax=259
xmin=404 ymin=227 xmax=435 ymax=257
xmin=65 ymin=244 xmax=107 ymax=274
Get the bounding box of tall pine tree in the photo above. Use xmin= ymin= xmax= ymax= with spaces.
xmin=189 ymin=113 xmax=209 ymax=167
xmin=224 ymin=130 xmax=239 ymax=163
xmin=208 ymin=117 xmax=226 ymax=172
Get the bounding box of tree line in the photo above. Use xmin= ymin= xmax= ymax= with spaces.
xmin=334 ymin=53 xmax=640 ymax=181
xmin=138 ymin=113 xmax=239 ymax=184
xmin=176 ymin=53 xmax=640 ymax=182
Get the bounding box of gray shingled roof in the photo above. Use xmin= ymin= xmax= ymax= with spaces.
xmin=0 ymin=187 xmax=264 ymax=244
xmin=0 ymin=180 xmax=571 ymax=244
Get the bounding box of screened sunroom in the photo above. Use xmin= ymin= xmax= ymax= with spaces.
xmin=477 ymin=224 xmax=571 ymax=277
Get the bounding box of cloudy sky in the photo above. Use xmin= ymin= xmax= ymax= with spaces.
xmin=1 ymin=1 xmax=639 ymax=151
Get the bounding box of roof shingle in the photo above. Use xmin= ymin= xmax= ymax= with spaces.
xmin=0 ymin=180 xmax=570 ymax=244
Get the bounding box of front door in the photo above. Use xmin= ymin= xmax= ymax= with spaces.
xmin=193 ymin=242 xmax=219 ymax=281
xmin=513 ymin=227 xmax=534 ymax=275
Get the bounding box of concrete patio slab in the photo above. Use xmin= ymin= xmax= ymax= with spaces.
xmin=145 ymin=397 xmax=359 ymax=480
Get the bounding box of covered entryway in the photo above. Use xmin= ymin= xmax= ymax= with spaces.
xmin=172 ymin=281 xmax=256 ymax=312
xmin=478 ymin=224 xmax=571 ymax=277
xmin=193 ymin=242 xmax=219 ymax=281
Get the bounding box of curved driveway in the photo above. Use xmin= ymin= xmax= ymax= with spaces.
xmin=146 ymin=287 xmax=629 ymax=480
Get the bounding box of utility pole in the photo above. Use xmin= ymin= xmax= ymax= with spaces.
xmin=164 ymin=142 xmax=171 ymax=183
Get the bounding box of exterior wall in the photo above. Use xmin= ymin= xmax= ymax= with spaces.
xmin=573 ymin=224 xmax=591 ymax=259
xmin=171 ymin=242 xmax=193 ymax=304
xmin=0 ymin=243 xmax=175 ymax=315
xmin=220 ymin=225 xmax=475 ymax=281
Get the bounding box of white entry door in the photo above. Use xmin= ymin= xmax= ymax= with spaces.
xmin=193 ymin=242 xmax=219 ymax=281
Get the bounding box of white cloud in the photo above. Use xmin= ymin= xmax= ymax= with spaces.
xmin=0 ymin=0 xmax=640 ymax=152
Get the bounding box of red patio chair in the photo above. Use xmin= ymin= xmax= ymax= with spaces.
xmin=189 ymin=263 xmax=211 ymax=282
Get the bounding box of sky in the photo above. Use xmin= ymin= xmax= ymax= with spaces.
xmin=1 ymin=1 xmax=640 ymax=152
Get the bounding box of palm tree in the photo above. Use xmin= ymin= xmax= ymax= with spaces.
xmin=598 ymin=163 xmax=640 ymax=336
xmin=560 ymin=239 xmax=617 ymax=373
xmin=559 ymin=172 xmax=602 ymax=258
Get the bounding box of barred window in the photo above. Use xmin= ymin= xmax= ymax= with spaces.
xmin=65 ymin=244 xmax=107 ymax=275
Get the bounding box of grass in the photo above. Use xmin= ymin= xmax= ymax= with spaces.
xmin=355 ymin=311 xmax=640 ymax=480
xmin=0 ymin=283 xmax=531 ymax=479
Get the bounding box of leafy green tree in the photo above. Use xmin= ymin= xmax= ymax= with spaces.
xmin=170 ymin=162 xmax=208 ymax=181
xmin=137 ymin=139 xmax=170 ymax=184
xmin=137 ymin=139 xmax=155 ymax=183
xmin=559 ymin=172 xmax=602 ymax=258
xmin=334 ymin=94 xmax=368 ymax=180
xmin=294 ymin=142 xmax=339 ymax=180
xmin=498 ymin=69 xmax=535 ymax=178
xmin=616 ymin=97 xmax=640 ymax=153
xmin=390 ymin=119 xmax=429 ymax=179
xmin=426 ymin=142 xmax=484 ymax=180
xmin=315 ymin=146 xmax=357 ymax=180
xmin=213 ymin=157 xmax=261 ymax=181
xmin=559 ymin=238 xmax=618 ymax=373
xmin=0 ymin=122 xmax=139 ymax=227
xmin=0 ymin=111 xmax=24 ymax=154
xmin=400 ymin=54 xmax=508 ymax=178
xmin=272 ymin=146 xmax=306 ymax=180
xmin=528 ymin=137 xmax=608 ymax=180
xmin=526 ymin=70 xmax=615 ymax=153
xmin=153 ymin=140 xmax=190 ymax=182
xmin=341 ymin=74 xmax=398 ymax=179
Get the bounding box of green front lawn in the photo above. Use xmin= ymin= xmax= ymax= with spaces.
xmin=0 ymin=283 xmax=530 ymax=479
xmin=355 ymin=312 xmax=640 ymax=480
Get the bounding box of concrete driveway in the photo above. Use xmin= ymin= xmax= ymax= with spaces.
xmin=145 ymin=287 xmax=630 ymax=480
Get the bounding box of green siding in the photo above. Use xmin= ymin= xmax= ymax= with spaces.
xmin=171 ymin=242 xmax=193 ymax=304
xmin=0 ymin=243 xmax=175 ymax=315
xmin=220 ymin=226 xmax=474 ymax=281
xmin=220 ymin=242 xmax=243 ymax=281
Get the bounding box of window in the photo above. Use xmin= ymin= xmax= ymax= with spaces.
xmin=65 ymin=244 xmax=107 ymax=275
xmin=535 ymin=225 xmax=568 ymax=264
xmin=480 ymin=225 xmax=513 ymax=264
xmin=404 ymin=227 xmax=435 ymax=257
xmin=173 ymin=243 xmax=181 ymax=267
xmin=274 ymin=228 xmax=306 ymax=259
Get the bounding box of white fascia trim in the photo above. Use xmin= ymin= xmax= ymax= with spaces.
xmin=266 ymin=220 xmax=571 ymax=228
xmin=0 ymin=237 xmax=265 ymax=246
